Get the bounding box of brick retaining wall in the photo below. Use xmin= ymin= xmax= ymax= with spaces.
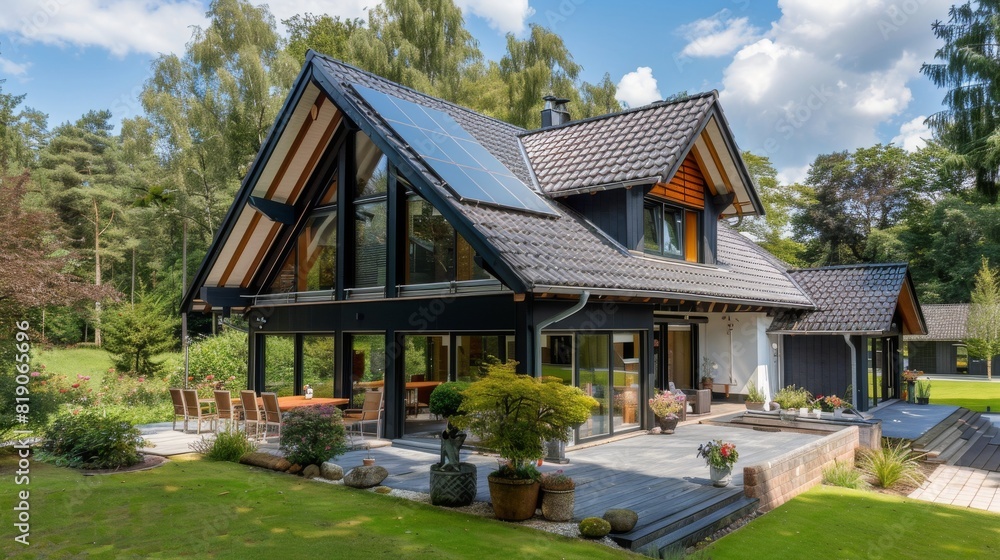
xmin=743 ymin=426 xmax=859 ymax=511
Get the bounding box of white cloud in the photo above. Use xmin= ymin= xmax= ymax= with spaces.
xmin=710 ymin=0 xmax=953 ymax=171
xmin=455 ymin=0 xmax=534 ymax=34
xmin=0 ymin=0 xmax=207 ymax=57
xmin=892 ymin=116 xmax=931 ymax=152
xmin=0 ymin=56 xmax=29 ymax=77
xmin=679 ymin=11 xmax=760 ymax=58
xmin=615 ymin=67 xmax=661 ymax=108
xmin=776 ymin=164 xmax=810 ymax=185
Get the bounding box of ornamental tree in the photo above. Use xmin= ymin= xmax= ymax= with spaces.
xmin=967 ymin=257 xmax=1000 ymax=380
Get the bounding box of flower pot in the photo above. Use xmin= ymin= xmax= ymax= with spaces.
xmin=745 ymin=401 xmax=765 ymax=411
xmin=916 ymin=397 xmax=929 ymax=405
xmin=905 ymin=381 xmax=915 ymax=404
xmin=363 ymin=458 xmax=376 ymax=466
xmin=814 ymin=409 xmax=823 ymax=419
xmin=701 ymin=381 xmax=713 ymax=391
xmin=710 ymin=465 xmax=732 ymax=487
xmin=656 ymin=415 xmax=679 ymax=434
xmin=487 ymin=476 xmax=540 ymax=521
xmin=540 ymin=488 xmax=575 ymax=522
xmin=430 ymin=462 xmax=477 ymax=507
xmin=833 ymin=407 xmax=844 ymax=419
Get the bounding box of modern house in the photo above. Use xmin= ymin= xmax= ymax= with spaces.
xmin=182 ymin=52 xmax=925 ymax=443
xmin=904 ymin=303 xmax=990 ymax=375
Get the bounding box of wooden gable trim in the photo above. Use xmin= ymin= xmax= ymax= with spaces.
xmin=897 ymin=278 xmax=926 ymax=335
xmin=650 ymin=152 xmax=707 ymax=209
xmin=700 ymin=130 xmax=735 ymax=201
xmin=265 ymin=95 xmax=328 ymax=200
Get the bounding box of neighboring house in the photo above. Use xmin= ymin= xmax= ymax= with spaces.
xmin=769 ymin=264 xmax=926 ymax=410
xmin=904 ymin=303 xmax=993 ymax=375
xmin=182 ymin=52 xmax=925 ymax=442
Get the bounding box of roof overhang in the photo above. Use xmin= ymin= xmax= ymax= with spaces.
xmin=689 ymin=113 xmax=764 ymax=218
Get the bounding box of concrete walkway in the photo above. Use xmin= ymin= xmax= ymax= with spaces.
xmin=909 ymin=465 xmax=1000 ymax=513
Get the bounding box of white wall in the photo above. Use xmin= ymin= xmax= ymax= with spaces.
xmin=701 ymin=313 xmax=777 ymax=399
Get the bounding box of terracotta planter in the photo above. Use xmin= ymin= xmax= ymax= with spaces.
xmin=656 ymin=415 xmax=679 ymax=434
xmin=487 ymin=476 xmax=540 ymax=521
xmin=363 ymin=458 xmax=375 ymax=466
xmin=540 ymin=488 xmax=575 ymax=522
xmin=745 ymin=401 xmax=765 ymax=411
xmin=710 ymin=465 xmax=732 ymax=487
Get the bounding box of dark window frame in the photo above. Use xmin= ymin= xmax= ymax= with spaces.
xmin=642 ymin=199 xmax=701 ymax=263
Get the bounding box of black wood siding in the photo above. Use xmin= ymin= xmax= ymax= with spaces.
xmin=783 ymin=335 xmax=852 ymax=398
xmin=562 ymin=189 xmax=639 ymax=250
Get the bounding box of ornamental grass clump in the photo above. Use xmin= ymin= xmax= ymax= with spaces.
xmin=822 ymin=460 xmax=868 ymax=490
xmin=858 ymin=439 xmax=925 ymax=489
xmin=279 ymin=405 xmax=347 ymax=466
xmin=648 ymin=389 xmax=685 ymax=419
xmin=190 ymin=428 xmax=257 ymax=462
xmin=696 ymin=440 xmax=739 ymax=470
xmin=772 ymin=385 xmax=812 ymax=410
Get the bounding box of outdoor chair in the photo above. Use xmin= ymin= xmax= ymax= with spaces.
xmin=344 ymin=390 xmax=384 ymax=443
xmin=260 ymin=392 xmax=283 ymax=439
xmin=214 ymin=390 xmax=238 ymax=432
xmin=240 ymin=390 xmax=265 ymax=440
xmin=169 ymin=388 xmax=187 ymax=431
xmin=182 ymin=388 xmax=217 ymax=434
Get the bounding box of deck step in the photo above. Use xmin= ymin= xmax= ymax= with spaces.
xmin=641 ymin=497 xmax=760 ymax=556
xmin=912 ymin=408 xmax=969 ymax=450
xmin=611 ymin=488 xmax=744 ymax=550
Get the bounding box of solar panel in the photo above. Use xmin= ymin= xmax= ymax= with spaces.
xmin=353 ymin=84 xmax=556 ymax=216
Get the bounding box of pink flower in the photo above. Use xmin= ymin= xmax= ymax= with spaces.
xmin=71 ymin=383 xmax=80 ymax=389
xmin=205 ymin=374 xmax=214 ymax=381
xmin=30 ymin=371 xmax=40 ymax=377
xmin=137 ymin=377 xmax=145 ymax=383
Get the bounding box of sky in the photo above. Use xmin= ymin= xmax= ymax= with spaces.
xmin=0 ymin=0 xmax=956 ymax=183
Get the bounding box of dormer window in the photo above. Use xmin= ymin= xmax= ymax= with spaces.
xmin=643 ymin=200 xmax=700 ymax=263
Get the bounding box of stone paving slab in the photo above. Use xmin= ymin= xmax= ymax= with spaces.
xmin=908 ymin=465 xmax=1000 ymax=514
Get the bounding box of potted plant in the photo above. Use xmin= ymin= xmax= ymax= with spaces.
xmin=539 ymin=470 xmax=575 ymax=521
xmin=744 ymin=381 xmax=766 ymax=411
xmin=821 ymin=394 xmax=850 ymax=418
xmin=696 ymin=439 xmax=739 ymax=487
xmin=648 ymin=390 xmax=685 ymax=434
xmin=772 ymin=385 xmax=812 ymax=415
xmin=427 ymin=381 xmax=476 ymax=507
xmin=700 ymin=358 xmax=718 ymax=390
xmin=362 ymin=442 xmax=375 ymax=466
xmin=451 ymin=359 xmax=596 ymax=521
xmin=915 ymin=380 xmax=932 ymax=405
xmin=902 ymin=370 xmax=921 ymax=403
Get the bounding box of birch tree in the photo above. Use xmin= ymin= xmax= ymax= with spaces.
xmin=967 ymin=256 xmax=1000 ymax=380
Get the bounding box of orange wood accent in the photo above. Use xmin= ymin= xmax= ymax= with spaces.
xmin=265 ymin=94 xmax=327 ymax=199
xmin=513 ymin=293 xmax=526 ymax=302
xmin=650 ymin=153 xmax=706 ymax=209
xmin=218 ymin=212 xmax=262 ymax=286
xmin=239 ymin=222 xmax=282 ymax=288
xmin=684 ymin=210 xmax=699 ymax=263
xmin=285 ymin=111 xmax=342 ymax=203
xmin=700 ymin=131 xmax=734 ymax=201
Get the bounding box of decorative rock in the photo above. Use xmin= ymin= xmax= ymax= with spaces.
xmin=274 ymin=458 xmax=292 ymax=472
xmin=603 ymin=509 xmax=638 ymax=533
xmin=374 ymin=485 xmax=392 ymax=494
xmin=343 ymin=465 xmax=389 ymax=489
xmin=240 ymin=452 xmax=291 ymax=472
xmin=321 ymin=462 xmax=344 ymax=481
xmin=578 ymin=517 xmax=612 ymax=539
xmin=302 ymin=464 xmax=320 ymax=479
xmin=287 ymin=464 xmax=303 ymax=475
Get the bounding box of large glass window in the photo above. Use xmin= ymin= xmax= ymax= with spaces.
xmin=356 ymin=134 xmax=388 ymax=197
xmin=456 ymin=334 xmax=509 ymax=381
xmin=643 ymin=201 xmax=698 ymax=261
xmin=578 ymin=334 xmax=610 ymax=439
xmin=300 ymin=209 xmax=337 ymax=291
xmin=350 ymin=334 xmax=386 ymax=405
xmin=405 ymin=195 xmax=489 ymax=284
xmin=302 ymin=335 xmax=335 ymax=398
xmin=541 ymin=334 xmax=574 ymax=385
xmin=403 ymin=335 xmax=449 ymax=427
xmin=263 ymin=335 xmax=295 ymax=396
xmin=354 ymin=200 xmax=387 ymax=288
xmin=613 ymin=333 xmax=641 ymax=429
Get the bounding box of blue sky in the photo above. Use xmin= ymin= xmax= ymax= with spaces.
xmin=0 ymin=0 xmax=954 ymax=181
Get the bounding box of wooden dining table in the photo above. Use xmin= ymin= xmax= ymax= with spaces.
xmin=274 ymin=396 xmax=349 ymax=412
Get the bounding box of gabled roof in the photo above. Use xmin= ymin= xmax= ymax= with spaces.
xmin=769 ymin=263 xmax=927 ymax=335
xmin=520 ymin=92 xmax=764 ymax=217
xmin=903 ymin=304 xmax=969 ymax=341
xmin=183 ymin=53 xmax=814 ymax=312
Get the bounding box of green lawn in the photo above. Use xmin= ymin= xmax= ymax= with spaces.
xmin=925 ymin=379 xmax=1000 ymax=412
xmin=2 ymin=451 xmax=635 ymax=559
xmin=33 ymin=346 xmax=183 ymax=385
xmin=704 ymin=486 xmax=1000 ymax=559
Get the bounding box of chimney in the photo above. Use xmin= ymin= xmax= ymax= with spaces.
xmin=541 ymin=95 xmax=571 ymax=128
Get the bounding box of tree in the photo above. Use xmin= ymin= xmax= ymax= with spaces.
xmin=967 ymin=257 xmax=1000 ymax=379
xmin=793 ymin=144 xmax=915 ymax=265
xmin=922 ymin=1 xmax=1000 ymax=203
xmin=577 ymin=73 xmax=623 ymax=119
xmin=101 ymin=294 xmax=178 ymax=376
xmin=36 ymin=110 xmax=125 ymax=345
xmin=499 ymin=24 xmax=581 ymax=128
xmin=284 ymin=13 xmax=364 ymax=64
xmin=141 ymin=0 xmax=297 ymax=252
xmin=0 ymin=70 xmax=47 ymax=176
xmin=738 ymin=151 xmax=805 ymax=266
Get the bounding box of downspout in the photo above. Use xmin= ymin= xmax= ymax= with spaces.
xmin=535 ymin=290 xmax=590 ymax=465
xmin=533 ymin=291 xmax=590 ymax=377
xmin=844 ymin=334 xmax=859 ymax=408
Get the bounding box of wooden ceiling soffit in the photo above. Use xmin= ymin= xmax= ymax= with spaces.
xmin=897 ymin=281 xmax=925 ymax=335
xmin=650 ymin=152 xmax=707 ymax=209
xmin=691 ymin=136 xmax=724 ymax=198
xmin=264 ymin=95 xmax=328 ymax=200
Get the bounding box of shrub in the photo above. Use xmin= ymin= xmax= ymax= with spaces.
xmin=858 ymin=440 xmax=925 ymax=489
xmin=279 ymin=405 xmax=348 ymax=466
xmin=101 ymin=295 xmax=178 ymax=377
xmin=40 ymin=409 xmax=146 ymax=469
xmin=429 ymin=381 xmax=469 ymax=419
xmin=745 ymin=381 xmax=766 ymax=403
xmin=823 ymin=460 xmax=868 ymax=490
xmin=772 ymin=385 xmax=812 ymax=409
xmin=190 ymin=428 xmax=257 ymax=462
xmin=540 ymin=469 xmax=575 ymax=490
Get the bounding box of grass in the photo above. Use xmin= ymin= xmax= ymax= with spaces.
xmin=33 ymin=346 xmax=114 ymax=384
xmin=925 ymin=379 xmax=1000 ymax=412
xmin=2 ymin=450 xmax=635 ymax=559
xmin=822 ymin=460 xmax=868 ymax=490
xmin=703 ymin=486 xmax=1000 ymax=559
xmin=857 ymin=440 xmax=924 ymax=489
